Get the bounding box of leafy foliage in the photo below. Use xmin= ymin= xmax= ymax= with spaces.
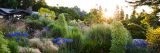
xmin=32 ymin=0 xmax=47 ymax=11
xmin=49 ymin=7 xmax=81 ymax=21
xmin=146 ymin=27 xmax=160 ymax=53
xmin=8 ymin=40 xmax=19 ymax=53
xmin=0 ymin=0 xmax=18 ymax=8
xmin=38 ymin=8 xmax=56 ymax=20
xmin=48 ymin=13 xmax=68 ymax=37
xmin=0 ymin=0 xmax=33 ymax=9
xmin=113 ymin=6 xmax=125 ymax=21
xmin=110 ymin=21 xmax=132 ymax=53
xmin=0 ymin=32 xmax=10 ymax=53
xmin=122 ymin=10 xmax=150 ymax=39
xmin=84 ymin=7 xmax=105 ymax=25
xmin=125 ymin=0 xmax=160 ymax=39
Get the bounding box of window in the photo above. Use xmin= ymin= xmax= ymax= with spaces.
xmin=0 ymin=16 xmax=3 ymax=18
xmin=14 ymin=14 xmax=22 ymax=20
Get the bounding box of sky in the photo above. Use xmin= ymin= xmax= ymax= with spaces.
xmin=45 ymin=0 xmax=152 ymax=17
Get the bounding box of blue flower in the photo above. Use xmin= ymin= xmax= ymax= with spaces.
xmin=52 ymin=38 xmax=73 ymax=46
xmin=14 ymin=32 xmax=21 ymax=36
xmin=22 ymin=33 xmax=29 ymax=37
xmin=56 ymin=41 xmax=63 ymax=46
xmin=6 ymin=32 xmax=29 ymax=38
xmin=63 ymin=38 xmax=73 ymax=43
xmin=132 ymin=39 xmax=147 ymax=48
xmin=6 ymin=32 xmax=15 ymax=37
xmin=16 ymin=37 xmax=20 ymax=42
xmin=43 ymin=26 xmax=50 ymax=31
xmin=52 ymin=38 xmax=62 ymax=43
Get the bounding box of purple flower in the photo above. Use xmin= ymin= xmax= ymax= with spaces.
xmin=52 ymin=38 xmax=73 ymax=46
xmin=5 ymin=32 xmax=21 ymax=37
xmin=16 ymin=37 xmax=20 ymax=42
xmin=6 ymin=32 xmax=29 ymax=38
xmin=6 ymin=33 xmax=16 ymax=37
xmin=14 ymin=32 xmax=21 ymax=36
xmin=43 ymin=26 xmax=50 ymax=31
xmin=56 ymin=41 xmax=63 ymax=45
xmin=132 ymin=39 xmax=147 ymax=48
xmin=63 ymin=38 xmax=73 ymax=43
xmin=22 ymin=33 xmax=29 ymax=37
xmin=52 ymin=38 xmax=62 ymax=43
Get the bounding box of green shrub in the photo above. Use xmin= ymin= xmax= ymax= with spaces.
xmin=55 ymin=13 xmax=68 ymax=27
xmin=110 ymin=21 xmax=132 ymax=53
xmin=48 ymin=13 xmax=68 ymax=37
xmin=0 ymin=32 xmax=10 ymax=53
xmin=81 ymin=24 xmax=111 ymax=53
xmin=126 ymin=23 xmax=146 ymax=39
xmin=25 ymin=14 xmax=54 ymax=37
xmin=25 ymin=16 xmax=50 ymax=30
xmin=146 ymin=27 xmax=160 ymax=53
xmin=8 ymin=40 xmax=19 ymax=53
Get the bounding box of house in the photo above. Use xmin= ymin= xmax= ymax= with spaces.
xmin=0 ymin=8 xmax=34 ymax=20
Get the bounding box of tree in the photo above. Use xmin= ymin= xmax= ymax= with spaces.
xmin=122 ymin=10 xmax=148 ymax=39
xmin=72 ymin=6 xmax=87 ymax=20
xmin=126 ymin=0 xmax=160 ymax=6
xmin=32 ymin=0 xmax=47 ymax=11
xmin=38 ymin=8 xmax=56 ymax=20
xmin=84 ymin=6 xmax=104 ymax=25
xmin=20 ymin=0 xmax=36 ymax=9
xmin=127 ymin=0 xmax=160 ymax=24
xmin=0 ymin=0 xmax=46 ymax=10
xmin=120 ymin=8 xmax=125 ymax=20
xmin=113 ymin=6 xmax=125 ymax=21
xmin=49 ymin=7 xmax=81 ymax=21
xmin=0 ymin=0 xmax=18 ymax=8
xmin=122 ymin=1 xmax=160 ymax=38
xmin=126 ymin=0 xmax=160 ymax=27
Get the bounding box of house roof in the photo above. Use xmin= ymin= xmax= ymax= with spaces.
xmin=0 ymin=8 xmax=34 ymax=15
xmin=0 ymin=11 xmax=6 ymax=15
xmin=0 ymin=8 xmax=14 ymax=14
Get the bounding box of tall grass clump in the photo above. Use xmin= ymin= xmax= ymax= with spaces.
xmin=0 ymin=19 xmax=16 ymax=34
xmin=110 ymin=21 xmax=132 ymax=53
xmin=60 ymin=27 xmax=83 ymax=53
xmin=82 ymin=24 xmax=111 ymax=53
